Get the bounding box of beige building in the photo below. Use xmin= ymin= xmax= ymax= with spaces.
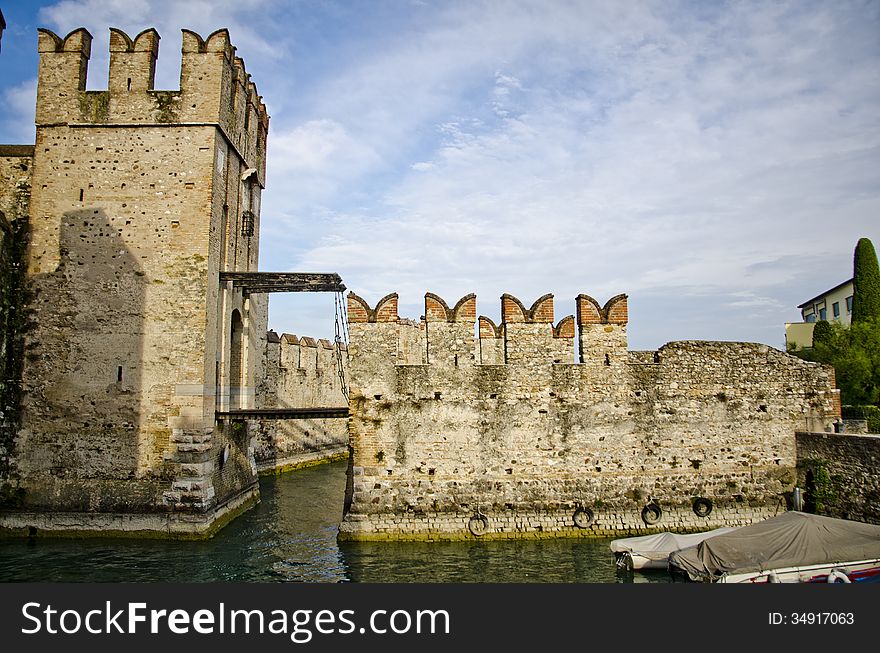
xmin=785 ymin=279 xmax=854 ymax=350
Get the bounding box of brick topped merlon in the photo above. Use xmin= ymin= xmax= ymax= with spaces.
xmin=266 ymin=330 xmax=281 ymax=344
xmin=109 ymin=28 xmax=159 ymax=54
xmin=832 ymin=389 xmax=842 ymax=418
xmin=576 ymin=293 xmax=628 ymax=325
xmin=347 ymin=294 xmax=370 ymax=323
xmin=180 ymin=28 xmax=232 ymax=55
xmin=318 ymin=339 xmax=334 ymax=350
xmin=37 ymin=28 xmax=91 ymax=98
xmin=425 ymin=292 xmax=476 ymax=323
xmin=232 ymin=57 xmax=269 ymax=129
xmin=347 ymin=292 xmax=399 ymax=323
xmin=606 ymin=294 xmax=628 ymax=324
xmin=108 ymin=28 xmax=159 ymax=93
xmin=424 ymin=293 xmax=449 ymax=322
xmin=281 ymin=333 xmax=299 ymax=345
xmin=553 ymin=315 xmax=576 ymax=339
xmin=299 ymin=337 xmax=317 ymax=348
xmin=37 ymin=27 xmax=92 ymax=55
xmin=827 ymin=368 xmax=841 ymax=417
xmin=232 ymin=55 xmax=268 ymax=120
xmin=479 ymin=316 xmax=502 ymax=339
xmin=501 ymin=293 xmax=554 ymax=324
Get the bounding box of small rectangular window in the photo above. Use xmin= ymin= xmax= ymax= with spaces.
xmin=819 ymin=307 xmax=827 ymax=321
xmin=846 ymin=296 xmax=853 ymax=313
xmin=117 ymin=366 xmax=123 ymax=382
xmin=832 ymin=302 xmax=840 ymax=318
xmin=241 ymin=211 xmax=255 ymax=237
xmin=805 ymin=314 xmax=816 ymax=323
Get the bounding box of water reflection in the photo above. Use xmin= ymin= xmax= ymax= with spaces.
xmin=0 ymin=461 xmax=669 ymax=583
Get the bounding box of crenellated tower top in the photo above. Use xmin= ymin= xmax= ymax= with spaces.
xmin=35 ymin=27 xmax=269 ymax=185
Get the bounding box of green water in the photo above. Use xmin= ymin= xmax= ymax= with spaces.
xmin=0 ymin=461 xmax=669 ymax=583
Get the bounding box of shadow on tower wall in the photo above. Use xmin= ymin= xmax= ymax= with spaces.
xmin=15 ymin=208 xmax=161 ymax=511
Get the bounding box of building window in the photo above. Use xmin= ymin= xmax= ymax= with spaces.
xmin=846 ymin=295 xmax=853 ymax=313
xmin=819 ymin=307 xmax=827 ymax=321
xmin=805 ymin=313 xmax=816 ymax=323
xmin=832 ymin=302 xmax=840 ymax=318
xmin=241 ymin=210 xmax=255 ymax=237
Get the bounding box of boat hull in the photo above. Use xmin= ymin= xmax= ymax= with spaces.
xmin=717 ymin=558 xmax=880 ymax=584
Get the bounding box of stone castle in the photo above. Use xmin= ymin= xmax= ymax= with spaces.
xmin=0 ymin=27 xmax=346 ymax=538
xmin=0 ymin=26 xmax=843 ymax=539
xmin=339 ymin=292 xmax=838 ymax=540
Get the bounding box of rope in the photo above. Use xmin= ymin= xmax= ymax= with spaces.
xmin=334 ymin=291 xmax=350 ymax=402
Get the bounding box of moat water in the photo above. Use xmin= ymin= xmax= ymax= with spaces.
xmin=0 ymin=461 xmax=669 ymax=583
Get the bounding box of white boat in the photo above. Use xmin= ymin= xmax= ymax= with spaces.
xmin=668 ymin=512 xmax=880 ymax=583
xmin=610 ymin=527 xmax=735 ymax=571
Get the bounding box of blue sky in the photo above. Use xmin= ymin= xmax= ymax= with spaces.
xmin=1 ymin=0 xmax=878 ymax=351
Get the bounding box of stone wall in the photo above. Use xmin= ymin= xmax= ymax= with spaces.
xmin=340 ymin=291 xmax=839 ymax=541
xmin=254 ymin=331 xmax=348 ymax=473
xmin=0 ymin=148 xmax=33 ymax=505
xmin=0 ymin=27 xmax=268 ymax=537
xmin=796 ymin=432 xmax=880 ymax=525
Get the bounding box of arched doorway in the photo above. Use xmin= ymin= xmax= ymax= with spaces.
xmin=230 ymin=309 xmax=244 ymax=408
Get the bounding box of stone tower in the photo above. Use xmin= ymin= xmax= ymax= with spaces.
xmin=1 ymin=27 xmax=269 ymax=537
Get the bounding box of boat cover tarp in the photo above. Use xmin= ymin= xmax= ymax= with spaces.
xmin=668 ymin=512 xmax=880 ymax=581
xmin=610 ymin=528 xmax=735 ymax=562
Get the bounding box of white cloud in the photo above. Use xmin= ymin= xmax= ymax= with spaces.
xmin=258 ymin=1 xmax=879 ymax=348
xmin=1 ymin=78 xmax=37 ymax=143
xmin=20 ymin=0 xmax=880 ymax=350
xmin=266 ymin=119 xmax=381 ymax=203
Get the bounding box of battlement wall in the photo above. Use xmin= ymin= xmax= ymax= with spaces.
xmin=346 ymin=291 xmax=599 ymax=369
xmin=340 ymin=290 xmax=838 ymax=541
xmin=36 ymin=28 xmax=268 ymax=182
xmin=253 ymin=331 xmax=348 ymax=473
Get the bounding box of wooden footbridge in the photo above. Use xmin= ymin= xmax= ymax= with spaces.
xmin=219 ymin=271 xmax=350 ymax=420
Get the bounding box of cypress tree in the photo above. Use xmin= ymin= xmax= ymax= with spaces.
xmin=852 ymin=237 xmax=880 ymax=323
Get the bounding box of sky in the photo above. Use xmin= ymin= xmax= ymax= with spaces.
xmin=1 ymin=0 xmax=878 ymax=351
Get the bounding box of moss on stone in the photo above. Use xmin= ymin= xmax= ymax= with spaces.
xmin=259 ymin=449 xmax=349 ymax=477
xmin=79 ymin=91 xmax=109 ymax=123
xmin=800 ymin=457 xmax=837 ymax=514
xmin=0 ymin=488 xmax=261 ymax=541
xmin=152 ymin=91 xmax=179 ymax=124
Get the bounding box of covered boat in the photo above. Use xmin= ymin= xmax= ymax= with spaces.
xmin=610 ymin=527 xmax=735 ymax=570
xmin=668 ymin=512 xmax=880 ymax=583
